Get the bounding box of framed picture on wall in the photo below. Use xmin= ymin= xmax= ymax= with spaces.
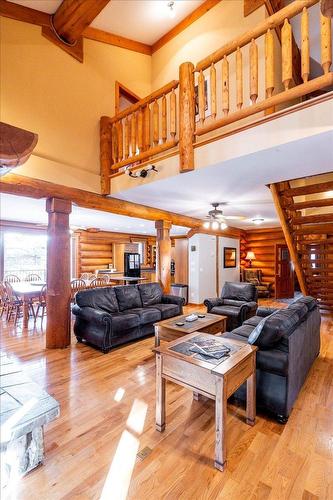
xmin=224 ymin=247 xmax=237 ymax=268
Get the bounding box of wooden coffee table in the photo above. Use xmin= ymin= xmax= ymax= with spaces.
xmin=154 ymin=312 xmax=227 ymax=347
xmin=154 ymin=332 xmax=257 ymax=471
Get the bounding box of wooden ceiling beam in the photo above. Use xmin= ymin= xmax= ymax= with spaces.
xmin=289 ymin=197 xmax=333 ymax=210
xmin=0 ymin=173 xmax=202 ymax=228
xmin=51 ymin=0 xmax=110 ymax=46
xmin=0 ymin=0 xmax=150 ymax=56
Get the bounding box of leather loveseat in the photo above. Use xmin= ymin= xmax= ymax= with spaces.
xmin=221 ymin=296 xmax=321 ymax=422
xmin=72 ymin=282 xmax=184 ymax=353
xmin=204 ymin=282 xmax=258 ymax=331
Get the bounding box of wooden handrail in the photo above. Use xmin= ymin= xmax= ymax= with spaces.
xmin=196 ymin=73 xmax=333 ymax=136
xmin=195 ymin=0 xmax=318 ymax=71
xmin=109 ymin=80 xmax=179 ymax=124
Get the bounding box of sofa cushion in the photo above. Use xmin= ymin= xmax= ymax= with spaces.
xmin=147 ymin=303 xmax=180 ymax=320
xmin=229 ymin=323 xmax=254 ymax=339
xmin=114 ymin=285 xmax=142 ymax=311
xmin=211 ymin=305 xmax=241 ymax=318
xmin=125 ymin=307 xmax=161 ymax=325
xmin=243 ymin=316 xmax=262 ymax=327
xmin=294 ymin=296 xmax=317 ymax=311
xmin=111 ymin=312 xmax=140 ymax=334
xmin=138 ymin=282 xmax=163 ymax=307
xmin=249 ymin=308 xmax=300 ymax=348
xmin=75 ymin=287 xmax=119 ymax=313
xmin=221 ymin=282 xmax=256 ymax=302
xmin=288 ymin=302 xmax=308 ymax=321
xmin=223 ymin=299 xmax=250 ymax=307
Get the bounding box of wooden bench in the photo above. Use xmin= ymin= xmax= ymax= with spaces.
xmin=0 ymin=352 xmax=60 ymax=491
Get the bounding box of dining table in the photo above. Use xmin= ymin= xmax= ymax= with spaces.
xmin=11 ymin=282 xmax=44 ymax=328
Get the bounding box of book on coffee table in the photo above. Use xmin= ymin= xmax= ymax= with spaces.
xmin=189 ymin=342 xmax=231 ymax=359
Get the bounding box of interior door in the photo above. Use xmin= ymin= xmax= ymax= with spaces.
xmin=275 ymin=244 xmax=294 ymax=299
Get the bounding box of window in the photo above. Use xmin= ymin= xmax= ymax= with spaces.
xmin=3 ymin=232 xmax=47 ymax=281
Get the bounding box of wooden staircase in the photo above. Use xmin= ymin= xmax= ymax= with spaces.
xmin=271 ymin=178 xmax=333 ymax=314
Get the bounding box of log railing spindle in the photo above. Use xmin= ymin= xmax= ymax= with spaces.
xmin=198 ymin=70 xmax=206 ymax=125
xmin=144 ymin=104 xmax=150 ymax=151
xmin=124 ymin=116 xmax=129 ymax=159
xmin=112 ymin=124 xmax=118 ymax=164
xmin=250 ymin=39 xmax=258 ymax=104
xmin=131 ymin=113 xmax=136 ymax=156
xmin=210 ymin=63 xmax=217 ymax=119
xmin=222 ymin=56 xmax=229 ymax=115
xmin=162 ymin=95 xmax=167 ymax=143
xmin=282 ymin=18 xmax=293 ymax=90
xmin=153 ymin=99 xmax=159 ymax=146
xmin=321 ymin=12 xmax=332 ymax=74
xmin=301 ymin=7 xmax=310 ymax=82
xmin=236 ymin=47 xmax=243 ymax=110
xmin=137 ymin=108 xmax=143 ymax=152
xmin=265 ymin=29 xmax=275 ymax=97
xmin=117 ymin=121 xmax=123 ymax=162
xmin=170 ymin=90 xmax=176 ymax=138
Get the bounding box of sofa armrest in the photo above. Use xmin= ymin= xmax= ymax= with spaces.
xmin=161 ymin=294 xmax=185 ymax=307
xmin=256 ymin=306 xmax=279 ymax=318
xmin=72 ymin=305 xmax=112 ymax=327
xmin=204 ymin=297 xmax=223 ymax=312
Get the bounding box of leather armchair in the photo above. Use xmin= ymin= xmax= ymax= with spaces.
xmin=241 ymin=269 xmax=273 ymax=298
xmin=204 ymin=282 xmax=258 ymax=331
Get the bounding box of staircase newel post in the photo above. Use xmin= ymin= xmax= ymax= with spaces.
xmin=179 ymin=62 xmax=195 ymax=172
xmin=100 ymin=116 xmax=112 ymax=195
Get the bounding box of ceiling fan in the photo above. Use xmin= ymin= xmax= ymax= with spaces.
xmin=203 ymin=203 xmax=230 ymax=230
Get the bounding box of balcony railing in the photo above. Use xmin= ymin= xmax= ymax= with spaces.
xmin=100 ymin=0 xmax=332 ymax=194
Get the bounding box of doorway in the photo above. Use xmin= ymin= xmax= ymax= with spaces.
xmin=275 ymin=244 xmax=294 ymax=299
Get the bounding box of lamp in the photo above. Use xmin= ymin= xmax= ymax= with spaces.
xmin=245 ymin=251 xmax=256 ymax=267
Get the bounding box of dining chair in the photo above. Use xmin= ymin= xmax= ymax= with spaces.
xmin=80 ymin=273 xmax=95 ymax=280
xmin=89 ymin=277 xmax=108 ymax=287
xmin=34 ymin=285 xmax=47 ymax=324
xmin=0 ymin=282 xmax=9 ymax=319
xmin=4 ymin=281 xmax=25 ymax=324
xmin=25 ymin=273 xmax=42 ymax=282
xmin=4 ymin=274 xmax=21 ymax=283
xmin=71 ymin=279 xmax=86 ymax=301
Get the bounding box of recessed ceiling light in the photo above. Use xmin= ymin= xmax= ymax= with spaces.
xmin=252 ymin=218 xmax=265 ymax=225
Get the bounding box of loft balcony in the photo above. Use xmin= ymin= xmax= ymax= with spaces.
xmin=100 ymin=0 xmax=333 ymax=195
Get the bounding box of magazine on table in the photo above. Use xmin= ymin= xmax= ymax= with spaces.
xmin=189 ymin=341 xmax=231 ymax=360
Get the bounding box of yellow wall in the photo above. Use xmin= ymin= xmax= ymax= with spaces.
xmin=0 ymin=17 xmax=151 ymax=192
xmin=151 ymin=0 xmax=267 ymax=89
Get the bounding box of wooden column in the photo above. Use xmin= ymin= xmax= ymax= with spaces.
xmin=46 ymin=198 xmax=72 ymax=349
xmin=179 ymin=62 xmax=195 ymax=173
xmin=100 ymin=116 xmax=112 ymax=195
xmin=155 ymin=220 xmax=172 ymax=293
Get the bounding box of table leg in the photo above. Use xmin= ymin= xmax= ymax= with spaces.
xmin=156 ymin=353 xmax=165 ymax=432
xmin=246 ymin=368 xmax=256 ymax=426
xmin=23 ymin=299 xmax=30 ymax=328
xmin=154 ymin=325 xmax=160 ymax=347
xmin=193 ymin=392 xmax=200 ymax=400
xmin=215 ymin=376 xmax=227 ymax=471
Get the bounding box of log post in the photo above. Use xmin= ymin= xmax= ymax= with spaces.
xmin=155 ymin=220 xmax=172 ymax=293
xmin=100 ymin=116 xmax=111 ymax=195
xmin=179 ymin=62 xmax=195 ymax=172
xmin=46 ymin=198 xmax=72 ymax=349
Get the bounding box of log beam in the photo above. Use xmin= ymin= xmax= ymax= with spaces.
xmin=179 ymin=62 xmax=195 ymax=172
xmin=270 ymin=183 xmax=308 ymax=295
xmin=46 ymin=198 xmax=72 ymax=349
xmin=155 ymin=220 xmax=172 ymax=293
xmin=0 ymin=173 xmax=202 ymax=229
xmin=52 ymin=0 xmax=110 ymax=45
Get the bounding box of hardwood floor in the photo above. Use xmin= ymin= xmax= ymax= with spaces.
xmin=1 ymin=301 xmax=332 ymax=499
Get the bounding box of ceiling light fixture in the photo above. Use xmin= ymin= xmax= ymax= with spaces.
xmin=167 ymin=1 xmax=176 ymax=19
xmin=203 ymin=203 xmax=228 ymax=231
xmin=252 ymin=218 xmax=265 ymax=225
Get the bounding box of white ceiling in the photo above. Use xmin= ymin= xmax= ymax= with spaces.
xmin=0 ymin=193 xmax=189 ymax=235
xmin=113 ymin=131 xmax=333 ymax=229
xmin=9 ymin=0 xmax=205 ymax=45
